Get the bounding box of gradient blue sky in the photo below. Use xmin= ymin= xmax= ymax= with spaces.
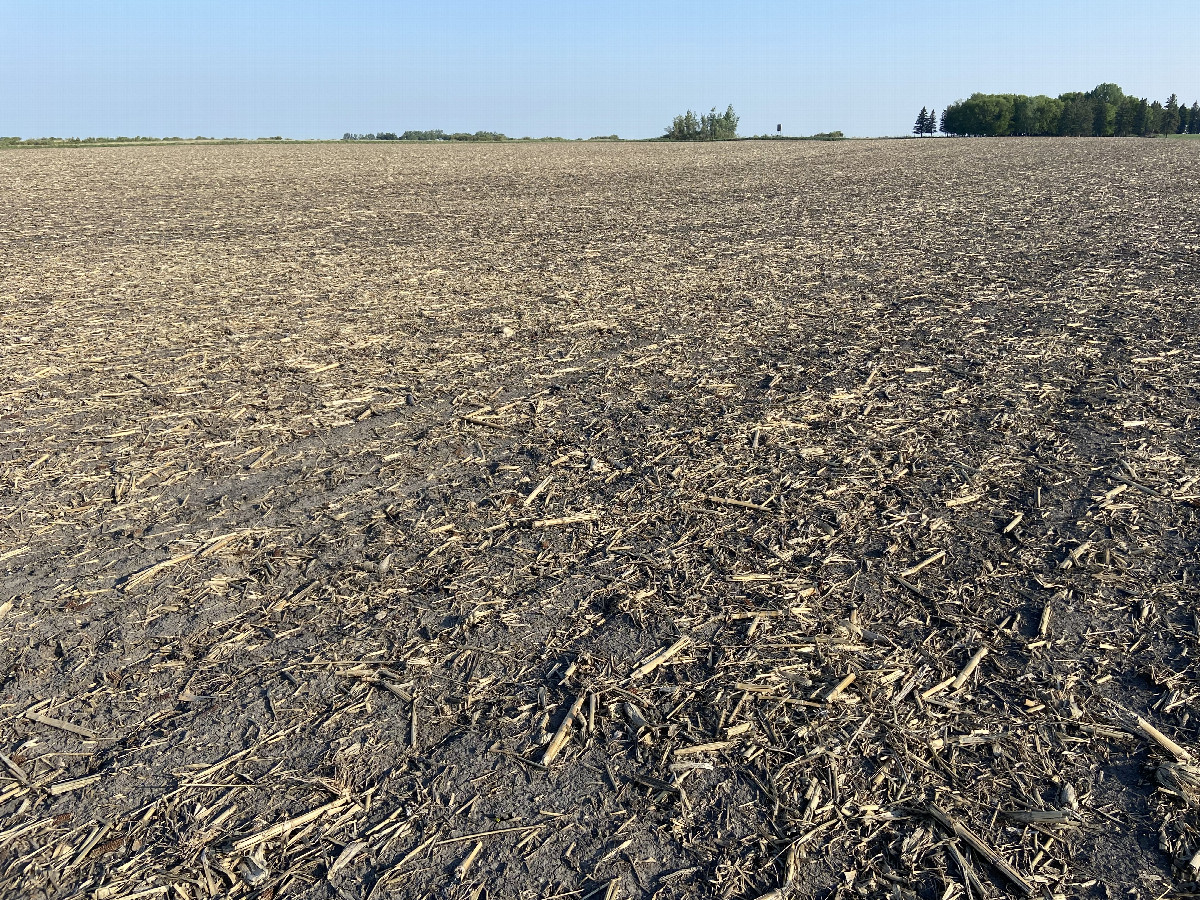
xmin=2 ymin=0 xmax=1197 ymax=139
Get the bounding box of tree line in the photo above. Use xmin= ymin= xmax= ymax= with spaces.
xmin=343 ymin=130 xmax=513 ymax=142
xmin=0 ymin=135 xmax=242 ymax=146
xmin=341 ymin=131 xmax=626 ymax=142
xmin=932 ymin=84 xmax=1200 ymax=136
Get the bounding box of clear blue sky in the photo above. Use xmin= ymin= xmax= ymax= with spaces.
xmin=2 ymin=0 xmax=1197 ymax=139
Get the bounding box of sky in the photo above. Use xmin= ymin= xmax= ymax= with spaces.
xmin=1 ymin=0 xmax=1197 ymax=140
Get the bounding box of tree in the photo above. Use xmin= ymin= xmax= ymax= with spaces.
xmin=942 ymin=93 xmax=1015 ymax=135
xmin=704 ymin=105 xmax=739 ymax=140
xmin=1133 ymin=99 xmax=1149 ymax=135
xmin=1058 ymin=94 xmax=1093 ymax=136
xmin=1115 ymin=97 xmax=1141 ymax=136
xmin=1148 ymin=100 xmax=1164 ymax=134
xmin=925 ymin=109 xmax=937 ymax=136
xmin=1033 ymin=97 xmax=1064 ymax=135
xmin=939 ymin=108 xmax=948 ymax=134
xmin=665 ymin=105 xmax=737 ymax=141
xmin=1164 ymin=94 xmax=1182 ymax=134
xmin=1086 ymin=83 xmax=1124 ymax=136
xmin=914 ymin=107 xmax=929 ymax=136
xmin=937 ymin=84 xmax=1197 ymax=139
xmin=1087 ymin=83 xmax=1125 ymax=106
xmin=1012 ymin=96 xmax=1037 ymax=135
xmin=667 ymin=110 xmax=699 ymax=140
xmin=399 ymin=129 xmax=448 ymax=141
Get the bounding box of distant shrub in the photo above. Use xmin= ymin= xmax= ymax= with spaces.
xmin=741 ymin=131 xmax=845 ymax=141
xmin=451 ymin=131 xmax=511 ymax=142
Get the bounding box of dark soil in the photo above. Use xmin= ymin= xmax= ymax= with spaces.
xmin=2 ymin=138 xmax=1200 ymax=900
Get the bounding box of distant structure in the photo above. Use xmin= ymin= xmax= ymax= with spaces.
xmin=777 ymin=124 xmax=781 ymax=133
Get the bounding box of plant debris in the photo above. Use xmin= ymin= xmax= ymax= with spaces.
xmin=2 ymin=138 xmax=1199 ymax=899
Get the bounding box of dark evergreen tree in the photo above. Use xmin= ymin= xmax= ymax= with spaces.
xmin=1059 ymin=96 xmax=1094 ymax=136
xmin=1133 ymin=99 xmax=1149 ymax=135
xmin=1086 ymin=83 xmax=1123 ymax=136
xmin=1190 ymin=102 xmax=1200 ymax=134
xmin=1148 ymin=100 xmax=1165 ymax=134
xmin=914 ymin=107 xmax=929 ymax=136
xmin=1164 ymin=94 xmax=1182 ymax=134
xmin=939 ymin=108 xmax=948 ymax=134
xmin=1114 ymin=97 xmax=1139 ymax=136
xmin=924 ymin=109 xmax=937 ymax=135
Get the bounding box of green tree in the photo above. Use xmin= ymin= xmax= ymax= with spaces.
xmin=1012 ymin=96 xmax=1037 ymax=134
xmin=937 ymin=85 xmax=1186 ymax=139
xmin=703 ymin=105 xmax=739 ymax=140
xmin=979 ymin=94 xmax=1015 ymax=134
xmin=1033 ymin=97 xmax=1064 ymax=135
xmin=1087 ymin=83 xmax=1125 ymax=106
xmin=925 ymin=109 xmax=937 ymax=135
xmin=667 ymin=110 xmax=699 ymax=140
xmin=953 ymin=93 xmax=1015 ymax=135
xmin=1164 ymin=94 xmax=1182 ymax=134
xmin=1114 ymin=97 xmax=1141 ymax=136
xmin=1086 ymin=83 xmax=1124 ymax=136
xmin=1190 ymin=102 xmax=1200 ymax=134
xmin=914 ymin=107 xmax=929 ymax=136
xmin=1133 ymin=99 xmax=1149 ymax=135
xmin=1147 ymin=100 xmax=1164 ymax=134
xmin=1058 ymin=95 xmax=1094 ymax=136
xmin=665 ymin=105 xmax=737 ymax=140
xmin=941 ymin=95 xmax=1011 ymax=135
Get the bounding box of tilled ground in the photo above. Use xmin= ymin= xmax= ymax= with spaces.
xmin=2 ymin=138 xmax=1200 ymax=900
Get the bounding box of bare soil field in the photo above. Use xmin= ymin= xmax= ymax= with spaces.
xmin=2 ymin=138 xmax=1200 ymax=900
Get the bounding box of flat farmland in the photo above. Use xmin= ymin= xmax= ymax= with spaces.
xmin=2 ymin=139 xmax=1200 ymax=900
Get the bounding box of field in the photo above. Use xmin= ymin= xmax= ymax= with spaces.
xmin=2 ymin=138 xmax=1200 ymax=900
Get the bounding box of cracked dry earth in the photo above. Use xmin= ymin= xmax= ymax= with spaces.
xmin=2 ymin=138 xmax=1200 ymax=900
